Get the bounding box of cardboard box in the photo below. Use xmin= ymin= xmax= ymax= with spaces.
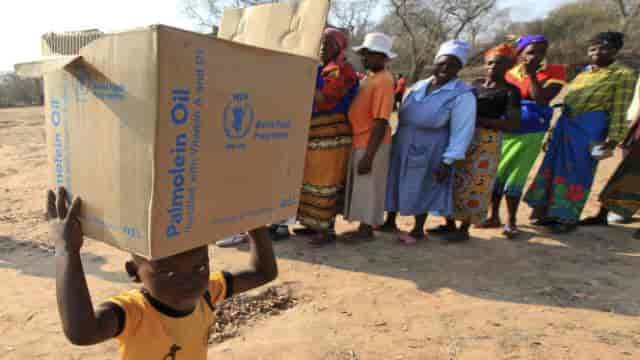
xmin=218 ymin=0 xmax=328 ymax=58
xmin=17 ymin=1 xmax=328 ymax=259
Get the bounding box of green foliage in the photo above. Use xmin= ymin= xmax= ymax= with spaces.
xmin=504 ymin=0 xmax=639 ymax=70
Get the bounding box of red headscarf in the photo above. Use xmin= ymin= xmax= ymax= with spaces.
xmin=484 ymin=43 xmax=517 ymax=62
xmin=323 ymin=28 xmax=348 ymax=66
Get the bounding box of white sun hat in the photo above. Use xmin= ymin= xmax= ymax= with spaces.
xmin=352 ymin=32 xmax=397 ymax=59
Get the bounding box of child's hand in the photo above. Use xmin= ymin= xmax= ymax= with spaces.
xmin=47 ymin=187 xmax=83 ymax=254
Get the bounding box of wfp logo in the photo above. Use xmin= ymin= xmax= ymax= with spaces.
xmin=223 ymin=92 xmax=254 ymax=140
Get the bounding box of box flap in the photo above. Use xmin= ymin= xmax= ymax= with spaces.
xmin=14 ymin=55 xmax=82 ymax=78
xmin=218 ymin=0 xmax=328 ymax=59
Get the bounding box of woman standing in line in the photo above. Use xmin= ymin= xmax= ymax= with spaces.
xmin=430 ymin=44 xmax=522 ymax=242
xmin=219 ymin=28 xmax=359 ymax=248
xmin=524 ymin=32 xmax=637 ymax=234
xmin=477 ymin=35 xmax=566 ymax=238
xmin=596 ymin=76 xmax=640 ymax=238
xmin=295 ymin=28 xmax=360 ymax=246
xmin=381 ymin=40 xmax=477 ymax=245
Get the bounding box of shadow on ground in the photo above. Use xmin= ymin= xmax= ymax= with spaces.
xmin=0 ymin=235 xmax=128 ymax=284
xmin=232 ymin=218 xmax=640 ymax=316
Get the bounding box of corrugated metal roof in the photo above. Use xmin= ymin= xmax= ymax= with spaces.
xmin=41 ymin=30 xmax=104 ymax=56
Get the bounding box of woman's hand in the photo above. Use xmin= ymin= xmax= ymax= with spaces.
xmin=433 ymin=162 xmax=452 ymax=183
xmin=357 ymin=154 xmax=373 ymax=175
xmin=602 ymin=139 xmax=617 ymax=150
xmin=524 ymin=58 xmax=541 ymax=78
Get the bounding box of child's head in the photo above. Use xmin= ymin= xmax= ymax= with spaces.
xmin=125 ymin=246 xmax=210 ymax=311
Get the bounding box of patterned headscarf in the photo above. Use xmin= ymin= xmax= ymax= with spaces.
xmin=323 ymin=28 xmax=348 ymax=66
xmin=484 ymin=43 xmax=517 ymax=62
xmin=515 ymin=35 xmax=548 ymax=54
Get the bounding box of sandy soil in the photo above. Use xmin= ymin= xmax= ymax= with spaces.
xmin=1 ymin=106 xmax=640 ymax=360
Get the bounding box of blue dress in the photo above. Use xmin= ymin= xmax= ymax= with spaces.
xmin=386 ymin=78 xmax=476 ymax=216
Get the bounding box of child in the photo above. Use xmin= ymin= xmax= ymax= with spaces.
xmin=47 ymin=187 xmax=278 ymax=359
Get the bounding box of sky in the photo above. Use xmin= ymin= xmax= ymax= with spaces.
xmin=499 ymin=0 xmax=574 ymax=20
xmin=1 ymin=0 xmax=574 ymax=72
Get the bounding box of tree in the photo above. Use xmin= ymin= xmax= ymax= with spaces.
xmin=181 ymin=0 xmax=277 ymax=32
xmin=384 ymin=0 xmax=498 ymax=81
xmin=608 ymin=0 xmax=640 ymax=31
xmin=494 ymin=0 xmax=640 ymax=76
xmin=329 ymin=0 xmax=377 ymax=41
xmin=183 ymin=0 xmax=375 ymax=37
xmin=466 ymin=7 xmax=510 ymax=49
xmin=182 ymin=0 xmax=221 ymax=31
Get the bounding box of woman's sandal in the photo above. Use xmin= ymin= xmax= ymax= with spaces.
xmin=550 ymin=223 xmax=577 ymax=234
xmin=342 ymin=229 xmax=375 ymax=243
xmin=376 ymin=222 xmax=399 ymax=233
xmin=397 ymin=231 xmax=425 ymax=245
xmin=293 ymin=228 xmax=319 ymax=236
xmin=308 ymin=232 xmax=336 ymax=247
xmin=443 ymin=230 xmax=470 ymax=243
xmin=531 ymin=218 xmax=559 ymax=227
xmin=502 ymin=224 xmax=521 ymax=239
xmin=475 ymin=218 xmax=502 ymax=229
xmin=427 ymin=224 xmax=456 ymax=235
xmin=579 ymin=215 xmax=609 ymax=227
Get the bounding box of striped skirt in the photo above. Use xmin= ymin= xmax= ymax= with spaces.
xmin=297 ymin=113 xmax=352 ymax=230
xmin=601 ymin=140 xmax=640 ymax=218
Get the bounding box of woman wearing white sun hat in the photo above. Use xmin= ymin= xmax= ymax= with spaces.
xmin=342 ymin=33 xmax=397 ymax=242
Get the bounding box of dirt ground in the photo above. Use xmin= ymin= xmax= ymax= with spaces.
xmin=1 ymin=106 xmax=640 ymax=360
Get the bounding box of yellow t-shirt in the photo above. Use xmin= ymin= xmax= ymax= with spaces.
xmin=107 ymin=272 xmax=228 ymax=360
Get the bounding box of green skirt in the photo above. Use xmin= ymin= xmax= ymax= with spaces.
xmin=494 ymin=132 xmax=544 ymax=198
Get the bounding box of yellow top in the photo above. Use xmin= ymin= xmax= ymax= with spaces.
xmin=563 ymin=62 xmax=637 ymax=142
xmin=107 ymin=272 xmax=228 ymax=360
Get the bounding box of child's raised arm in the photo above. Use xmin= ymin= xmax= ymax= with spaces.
xmin=229 ymin=226 xmax=278 ymax=294
xmin=49 ymin=188 xmax=120 ymax=346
